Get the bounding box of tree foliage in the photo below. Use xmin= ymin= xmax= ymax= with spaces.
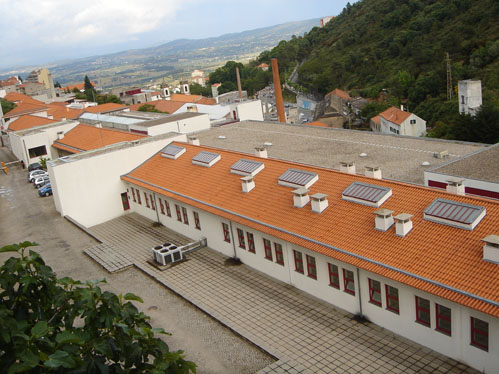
xmin=0 ymin=242 xmax=196 ymax=373
xmin=208 ymin=61 xmax=272 ymax=96
xmin=188 ymin=83 xmax=212 ymax=97
xmin=138 ymin=104 xmax=168 ymax=114
xmin=1 ymin=98 xmax=16 ymax=114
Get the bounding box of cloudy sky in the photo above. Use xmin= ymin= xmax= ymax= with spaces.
xmin=0 ymin=0 xmax=354 ymax=69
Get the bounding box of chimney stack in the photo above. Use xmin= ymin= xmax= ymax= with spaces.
xmin=394 ymin=213 xmax=413 ymax=237
xmin=236 ymin=67 xmax=243 ymax=99
xmin=340 ymin=161 xmax=356 ymax=175
xmin=365 ymin=166 xmax=382 ymax=179
xmin=254 ymin=146 xmax=268 ymax=158
xmin=241 ymin=176 xmax=255 ymax=193
xmin=482 ymin=235 xmax=499 ymax=263
xmin=374 ymin=208 xmax=394 ymax=231
xmin=292 ymin=187 xmax=310 ymax=208
xmin=271 ymin=58 xmax=286 ymax=123
xmin=446 ymin=179 xmax=465 ymax=196
xmin=57 ymin=131 xmax=64 ymax=140
xmin=188 ymin=136 xmax=200 ymax=146
xmin=311 ymin=193 xmax=328 ymax=213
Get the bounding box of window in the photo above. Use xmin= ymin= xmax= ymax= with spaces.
xmin=159 ymin=199 xmax=165 ymax=215
xmin=144 ymin=193 xmax=150 ymax=208
xmin=274 ymin=243 xmax=284 ymax=265
xmin=343 ymin=269 xmax=355 ymax=295
xmin=131 ymin=188 xmax=136 ymax=202
xmin=415 ymin=296 xmax=430 ymax=327
xmin=150 ymin=194 xmax=155 ymax=210
xmin=136 ymin=189 xmax=141 ymax=204
xmin=182 ymin=207 xmax=189 ymax=225
xmin=237 ymin=229 xmax=246 ymax=249
xmin=263 ymin=239 xmax=272 ymax=260
xmin=385 ymin=285 xmax=399 ymax=314
xmin=28 ymin=145 xmax=47 ymax=158
xmin=368 ymin=279 xmax=382 ymax=307
xmin=175 ymin=205 xmax=182 ymax=222
xmin=246 ymin=232 xmax=255 ymax=253
xmin=306 ymin=255 xmax=317 ymax=279
xmin=436 ymin=304 xmax=451 ymax=335
xmin=294 ymin=250 xmax=304 ymax=274
xmin=193 ymin=211 xmax=201 ymax=230
xmin=165 ymin=200 xmax=171 ymax=217
xmin=461 ymin=95 xmax=465 ymax=104
xmin=410 ymin=119 xmax=416 ymax=124
xmin=328 ymin=263 xmax=340 ymax=289
xmin=121 ymin=192 xmax=130 ymax=211
xmin=222 ymin=223 xmax=230 ymax=243
xmin=470 ymin=317 xmax=488 ymax=351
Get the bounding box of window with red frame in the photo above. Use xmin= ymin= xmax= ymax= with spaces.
xmin=246 ymin=232 xmax=255 ymax=253
xmin=159 ymin=199 xmax=165 ymax=215
xmin=131 ymin=188 xmax=136 ymax=202
xmin=470 ymin=317 xmax=488 ymax=351
xmin=328 ymin=263 xmax=340 ymax=289
xmin=385 ymin=285 xmax=399 ymax=314
xmin=222 ymin=223 xmax=231 ymax=243
xmin=237 ymin=228 xmax=245 ymax=249
xmin=144 ymin=193 xmax=150 ymax=208
xmin=150 ymin=194 xmax=155 ymax=210
xmin=165 ymin=200 xmax=171 ymax=217
xmin=263 ymin=239 xmax=272 ymax=260
xmin=343 ymin=269 xmax=355 ymax=295
xmin=306 ymin=255 xmax=317 ymax=279
xmin=415 ymin=296 xmax=430 ymax=327
xmin=175 ymin=205 xmax=182 ymax=222
xmin=294 ymin=250 xmax=304 ymax=274
xmin=436 ymin=304 xmax=451 ymax=335
xmin=274 ymin=243 xmax=284 ymax=265
xmin=182 ymin=207 xmax=189 ymax=225
xmin=136 ymin=189 xmax=141 ymax=204
xmin=193 ymin=211 xmax=201 ymax=230
xmin=368 ymin=279 xmax=382 ymax=307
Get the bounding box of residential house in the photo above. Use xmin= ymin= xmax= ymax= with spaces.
xmin=458 ymin=80 xmax=482 ymax=116
xmin=374 ymin=106 xmax=426 ymax=137
xmin=257 ymin=63 xmax=269 ymax=71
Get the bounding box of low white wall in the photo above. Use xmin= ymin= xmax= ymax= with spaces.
xmin=235 ymin=100 xmax=264 ymax=122
xmin=425 ymin=170 xmax=499 ymax=199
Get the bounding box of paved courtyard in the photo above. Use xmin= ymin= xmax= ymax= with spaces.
xmin=86 ymin=213 xmax=479 ymax=374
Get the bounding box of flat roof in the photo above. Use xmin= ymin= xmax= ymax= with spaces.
xmin=126 ymin=111 xmax=207 ymax=128
xmin=428 ymin=143 xmax=499 ymax=183
xmin=194 ymin=121 xmax=485 ymax=185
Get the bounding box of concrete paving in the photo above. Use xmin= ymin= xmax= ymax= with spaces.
xmin=86 ymin=213 xmax=479 ymax=374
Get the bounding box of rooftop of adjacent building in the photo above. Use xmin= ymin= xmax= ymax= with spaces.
xmin=128 ymin=100 xmax=185 ymax=114
xmin=7 ymin=115 xmax=58 ymax=132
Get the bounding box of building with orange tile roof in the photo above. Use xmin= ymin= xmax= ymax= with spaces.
xmin=46 ymin=105 xmax=84 ymax=121
xmin=84 ymin=103 xmax=128 ymax=115
xmin=374 ymin=106 xmax=427 ymax=137
xmin=2 ymin=102 xmax=49 ymax=124
xmin=370 ymin=115 xmax=381 ymax=132
xmin=7 ymin=115 xmax=58 ymax=132
xmin=170 ymin=93 xmax=216 ymax=105
xmin=305 ymin=121 xmax=329 ymax=128
xmin=326 ymin=88 xmax=351 ymax=101
xmin=257 ymin=63 xmax=269 ymax=71
xmin=3 ymin=92 xmax=44 ymax=105
xmin=64 ymin=82 xmax=95 ymax=92
xmin=129 ymin=100 xmax=185 ymax=114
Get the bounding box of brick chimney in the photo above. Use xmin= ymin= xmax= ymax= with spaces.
xmin=292 ymin=187 xmax=310 ymax=208
xmin=374 ymin=209 xmax=394 ymax=231
xmin=394 ymin=213 xmax=413 ymax=237
xmin=271 ymin=58 xmax=286 ymax=123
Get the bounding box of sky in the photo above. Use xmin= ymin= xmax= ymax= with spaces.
xmin=0 ymin=0 xmax=354 ymax=70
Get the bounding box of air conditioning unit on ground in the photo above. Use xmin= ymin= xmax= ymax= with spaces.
xmin=151 ymin=242 xmax=183 ymax=265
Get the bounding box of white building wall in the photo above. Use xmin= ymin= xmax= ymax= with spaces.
xmin=233 ymin=100 xmax=264 ymax=122
xmin=458 ymin=80 xmax=482 ymax=116
xmin=129 ymin=114 xmax=210 ymax=136
xmin=400 ymin=114 xmax=426 ymax=137
xmin=424 ymin=171 xmax=499 ymax=199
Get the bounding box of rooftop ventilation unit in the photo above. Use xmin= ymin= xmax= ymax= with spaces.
xmin=192 ymin=151 xmax=221 ymax=167
xmin=423 ymin=198 xmax=486 ymax=230
xmin=151 ymin=243 xmax=183 ymax=265
xmin=365 ymin=166 xmax=382 ymax=179
xmin=394 ymin=213 xmax=413 ymax=237
xmin=161 ymin=144 xmax=185 ymax=159
xmin=374 ymin=208 xmax=394 ymax=231
xmin=254 ymin=146 xmax=268 ymax=158
xmin=446 ymin=179 xmax=465 ymax=196
xmin=311 ymin=193 xmax=328 ymax=213
xmin=340 ymin=161 xmax=356 ymax=175
xmin=278 ymin=168 xmax=318 ymax=189
xmin=342 ymin=182 xmax=392 ymax=207
xmin=482 ymin=235 xmax=499 ymax=264
xmin=241 ymin=175 xmax=255 ymax=193
xmin=292 ymin=187 xmax=310 ymax=208
xmin=231 ymin=159 xmax=264 ymax=176
xmin=188 ymin=136 xmax=200 ymax=145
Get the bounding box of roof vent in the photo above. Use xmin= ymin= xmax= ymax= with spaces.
xmin=192 ymin=151 xmax=221 ymax=167
xmin=340 ymin=161 xmax=356 ymax=174
xmin=57 ymin=131 xmax=64 ymax=140
xmin=374 ymin=208 xmax=394 ymax=231
xmin=365 ymin=166 xmax=382 ymax=179
xmin=279 ymin=168 xmax=318 ymax=189
xmin=433 ymin=150 xmax=449 ymax=159
xmin=292 ymin=188 xmax=310 ymax=208
xmin=342 ymin=182 xmax=392 ymax=207
xmin=424 ymin=198 xmax=486 ymax=230
xmin=254 ymin=146 xmax=268 ymax=158
xmin=311 ymin=193 xmax=328 ymax=213
xmin=231 ymin=159 xmax=264 ymax=176
xmin=482 ymin=235 xmax=499 ymax=264
xmin=161 ymin=144 xmax=185 ymax=159
xmin=241 ymin=175 xmax=255 ymax=193
xmin=188 ymin=136 xmax=200 ymax=146
xmin=446 ymin=179 xmax=465 ymax=196
xmin=394 ymin=213 xmax=413 ymax=237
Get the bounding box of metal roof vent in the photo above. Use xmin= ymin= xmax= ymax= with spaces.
xmin=342 ymin=182 xmax=392 ymax=207
xmin=482 ymin=235 xmax=499 ymax=264
xmin=254 ymin=146 xmax=268 ymax=158
xmin=424 ymin=198 xmax=486 ymax=230
xmin=311 ymin=193 xmax=328 ymax=213
xmin=278 ymin=168 xmax=318 ymax=189
xmin=395 ymin=213 xmax=413 ymax=237
xmin=188 ymin=136 xmax=200 ymax=145
xmin=231 ymin=159 xmax=264 ymax=176
xmin=340 ymin=161 xmax=356 ymax=175
xmin=292 ymin=187 xmax=310 ymax=208
xmin=161 ymin=144 xmax=185 ymax=159
xmin=374 ymin=208 xmax=394 ymax=231
xmin=365 ymin=166 xmax=382 ymax=179
xmin=446 ymin=179 xmax=465 ymax=196
xmin=192 ymin=151 xmax=221 ymax=167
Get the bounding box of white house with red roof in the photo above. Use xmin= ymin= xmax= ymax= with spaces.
xmin=374 ymin=106 xmax=426 ymax=137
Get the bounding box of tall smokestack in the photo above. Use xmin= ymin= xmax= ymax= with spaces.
xmin=236 ymin=67 xmax=243 ymax=99
xmin=271 ymin=58 xmax=286 ymax=123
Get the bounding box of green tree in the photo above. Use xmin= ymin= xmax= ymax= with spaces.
xmin=54 ymin=81 xmax=61 ymax=88
xmin=83 ymin=75 xmax=97 ymax=102
xmin=0 ymin=242 xmax=196 ymax=373
xmin=1 ymin=98 xmax=16 ymax=114
xmin=138 ymin=104 xmax=168 ymax=113
xmin=96 ymin=94 xmax=122 ymax=104
xmin=361 ymin=102 xmax=391 ymax=121
xmin=189 ymin=83 xmax=212 ymax=97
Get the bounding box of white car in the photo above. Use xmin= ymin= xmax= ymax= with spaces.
xmin=28 ymin=169 xmax=47 ymax=182
xmin=34 ymin=175 xmax=50 ymax=189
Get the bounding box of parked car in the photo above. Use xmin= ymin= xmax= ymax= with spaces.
xmin=28 ymin=169 xmax=47 ymax=182
xmin=38 ymin=183 xmax=52 ymax=197
xmin=28 ymin=162 xmax=42 ymax=172
xmin=34 ymin=175 xmax=50 ymax=189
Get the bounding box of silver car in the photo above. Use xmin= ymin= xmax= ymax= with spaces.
xmin=28 ymin=169 xmax=47 ymax=182
xmin=33 ymin=175 xmax=50 ymax=189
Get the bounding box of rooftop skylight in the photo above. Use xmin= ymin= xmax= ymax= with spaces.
xmin=192 ymin=151 xmax=221 ymax=167
xmin=278 ymin=168 xmax=318 ymax=189
xmin=161 ymin=144 xmax=185 ymax=159
xmin=424 ymin=198 xmax=486 ymax=230
xmin=342 ymin=182 xmax=392 ymax=207
xmin=230 ymin=159 xmax=264 ymax=176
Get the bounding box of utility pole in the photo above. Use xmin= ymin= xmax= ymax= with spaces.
xmin=446 ymin=52 xmax=452 ymax=101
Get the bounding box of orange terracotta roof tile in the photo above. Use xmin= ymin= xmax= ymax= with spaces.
xmin=46 ymin=105 xmax=84 ymax=121
xmin=7 ymin=115 xmax=58 ymax=132
xmin=169 ymin=93 xmax=215 ymax=105
xmin=196 ymin=97 xmax=216 ymax=105
xmin=84 ymin=103 xmax=127 ymax=114
xmin=326 ymin=88 xmax=351 ymax=101
xmin=305 ymin=121 xmax=329 ymax=128
xmin=3 ymin=102 xmax=48 ymax=118
xmin=380 ymin=106 xmax=411 ymax=126
xmin=4 ymin=92 xmax=44 ymax=105
xmin=52 ymin=124 xmax=147 ymax=153
xmin=122 ymin=143 xmax=499 ymax=317
xmin=371 ymin=115 xmax=381 ymax=125
xmin=64 ymin=82 xmax=95 ymax=91
xmin=129 ymin=100 xmax=184 ymax=114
